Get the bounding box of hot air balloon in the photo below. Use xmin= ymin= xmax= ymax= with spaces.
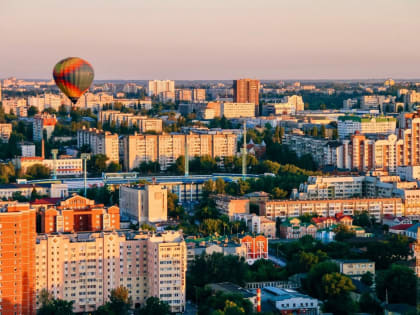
xmin=53 ymin=57 xmax=94 ymax=105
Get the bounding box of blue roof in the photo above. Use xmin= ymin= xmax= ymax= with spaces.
xmin=405 ymin=222 xmax=420 ymax=233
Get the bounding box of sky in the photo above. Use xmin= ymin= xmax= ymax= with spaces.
xmin=1 ymin=0 xmax=420 ymax=80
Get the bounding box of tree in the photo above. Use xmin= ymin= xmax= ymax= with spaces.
xmin=376 ymin=264 xmax=417 ymax=305
xmin=320 ymin=124 xmax=327 ymax=138
xmin=359 ymin=292 xmax=382 ymax=315
xmin=136 ymin=297 xmax=170 ymax=315
xmin=360 ymin=271 xmax=374 ymax=286
xmin=27 ymin=105 xmax=39 ymax=117
xmin=87 ymin=154 xmax=109 ymax=175
xmin=107 ymin=161 xmax=122 ymax=172
xmin=321 ymin=272 xmax=355 ymax=297
xmin=333 ymin=224 xmax=356 ymax=241
xmin=37 ymin=289 xmax=74 ymax=315
xmin=215 ymin=178 xmax=226 ymax=194
xmin=99 ymin=286 xmax=132 ymax=315
xmin=26 ymin=164 xmax=50 ymax=179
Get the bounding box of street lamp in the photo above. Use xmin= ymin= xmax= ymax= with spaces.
xmin=81 ymin=153 xmax=91 ymax=197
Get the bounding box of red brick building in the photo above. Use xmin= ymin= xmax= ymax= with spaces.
xmin=0 ymin=203 xmax=36 ymax=314
xmin=39 ymin=194 xmax=120 ymax=233
xmin=233 ymin=79 xmax=260 ymax=114
xmin=240 ymin=235 xmax=268 ymax=264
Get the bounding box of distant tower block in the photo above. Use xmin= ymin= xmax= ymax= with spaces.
xmin=242 ymin=123 xmax=247 ymax=179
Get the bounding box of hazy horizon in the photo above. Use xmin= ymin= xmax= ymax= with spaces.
xmin=1 ymin=0 xmax=420 ymax=80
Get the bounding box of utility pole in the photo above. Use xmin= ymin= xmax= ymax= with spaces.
xmin=242 ymin=122 xmax=247 ymax=180
xmin=81 ymin=153 xmax=91 ymax=197
xmin=51 ymin=149 xmax=58 ymax=180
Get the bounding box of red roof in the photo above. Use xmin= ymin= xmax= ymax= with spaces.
xmin=390 ymin=224 xmax=413 ymax=231
xmin=30 ymin=197 xmax=62 ymax=205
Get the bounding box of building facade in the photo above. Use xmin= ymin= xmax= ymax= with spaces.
xmin=119 ymin=184 xmax=168 ymax=223
xmin=77 ymin=127 xmax=119 ymax=163
xmin=233 ymin=79 xmax=260 ymax=115
xmin=35 ymin=230 xmax=186 ymax=313
xmin=39 ymin=194 xmax=120 ymax=233
xmin=0 ymin=203 xmax=36 ymax=315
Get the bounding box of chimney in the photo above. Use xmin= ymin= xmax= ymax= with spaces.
xmin=256 ymin=288 xmax=261 ymax=312
xmin=41 ymin=139 xmax=45 ymax=159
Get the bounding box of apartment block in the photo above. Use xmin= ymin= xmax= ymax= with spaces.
xmin=148 ymin=80 xmax=175 ymax=97
xmin=0 ymin=123 xmax=12 ymax=143
xmin=99 ymin=110 xmax=163 ymax=133
xmin=0 ymin=203 xmax=36 ymax=315
xmin=261 ymin=197 xmax=404 ymax=221
xmin=0 ymin=183 xmax=68 ymax=199
xmin=221 ymin=102 xmax=256 ymax=118
xmin=262 ymin=95 xmax=304 ymax=116
xmin=193 ymin=88 xmax=206 ymax=102
xmin=119 ymin=184 xmax=167 ymax=223
xmin=123 ymin=132 xmax=237 ymax=171
xmin=186 ymin=238 xmax=247 ymax=264
xmin=35 ymin=230 xmax=186 ymax=313
xmin=233 ymin=79 xmax=259 ymax=115
xmin=33 ymin=113 xmax=57 ymax=141
xmin=176 ymin=89 xmax=193 ymax=102
xmin=215 ymin=195 xmax=250 ymax=218
xmin=15 ymin=156 xmax=83 ymax=177
xmin=337 ymin=116 xmax=396 ymax=138
xmin=39 ymin=194 xmax=120 ymax=233
xmin=77 ymin=127 xmax=119 ymax=163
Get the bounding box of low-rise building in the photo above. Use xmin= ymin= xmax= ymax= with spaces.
xmin=215 ymin=194 xmax=250 ymax=218
xmin=186 ymin=237 xmax=247 ymax=264
xmin=221 ymin=102 xmax=255 ymax=118
xmin=279 ymin=217 xmax=317 ymax=239
xmin=119 ymin=184 xmax=167 ymax=223
xmin=241 ymin=234 xmax=268 ymax=264
xmin=261 ymin=287 xmax=320 ymax=315
xmin=233 ymin=213 xmax=276 ymax=239
xmin=39 ymin=194 xmax=119 ymax=233
xmin=0 ymin=183 xmax=68 ymax=199
xmin=261 ymin=197 xmax=404 ymax=221
xmin=335 ymin=259 xmax=375 ymax=279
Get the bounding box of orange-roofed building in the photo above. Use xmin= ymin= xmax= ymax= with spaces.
xmin=39 ymin=194 xmax=120 ymax=233
xmin=240 ymin=235 xmax=268 ymax=264
xmin=0 ymin=202 xmax=36 ymax=314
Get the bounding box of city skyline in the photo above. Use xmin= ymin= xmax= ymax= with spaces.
xmin=1 ymin=0 xmax=420 ymax=80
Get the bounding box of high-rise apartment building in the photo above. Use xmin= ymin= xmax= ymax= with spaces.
xmin=33 ymin=113 xmax=57 ymax=141
xmin=99 ymin=110 xmax=163 ymax=133
xmin=147 ymin=80 xmax=175 ymax=97
xmin=35 ymin=230 xmax=186 ymax=313
xmin=77 ymin=127 xmax=119 ymax=163
xmin=119 ymin=184 xmax=168 ymax=223
xmin=0 ymin=203 xmax=36 ymax=315
xmin=233 ymin=79 xmax=260 ymax=114
xmin=176 ymin=89 xmax=193 ymax=102
xmin=193 ymin=88 xmax=206 ymax=102
xmin=122 ymin=132 xmax=237 ymax=170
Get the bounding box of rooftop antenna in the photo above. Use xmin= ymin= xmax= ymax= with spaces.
xmin=242 ymin=122 xmax=247 ymax=180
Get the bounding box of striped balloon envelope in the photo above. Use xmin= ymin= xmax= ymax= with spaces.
xmin=53 ymin=57 xmax=94 ymax=104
